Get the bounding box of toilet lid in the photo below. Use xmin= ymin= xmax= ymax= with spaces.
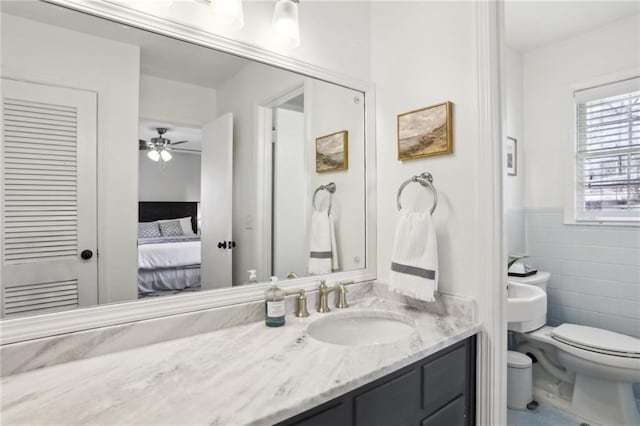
xmin=552 ymin=324 xmax=640 ymax=357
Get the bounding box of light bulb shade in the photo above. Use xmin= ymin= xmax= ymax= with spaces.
xmin=147 ymin=150 xmax=161 ymax=162
xmin=272 ymin=0 xmax=300 ymax=49
xmin=216 ymin=0 xmax=244 ymax=30
xmin=160 ymin=149 xmax=172 ymax=162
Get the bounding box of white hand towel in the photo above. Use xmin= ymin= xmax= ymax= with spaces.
xmin=308 ymin=209 xmax=339 ymax=274
xmin=329 ymin=214 xmax=339 ymax=271
xmin=389 ymin=210 xmax=438 ymax=301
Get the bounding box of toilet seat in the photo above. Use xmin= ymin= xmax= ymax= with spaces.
xmin=551 ymin=324 xmax=640 ymax=358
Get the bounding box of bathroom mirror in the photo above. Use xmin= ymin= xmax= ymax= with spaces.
xmin=0 ymin=0 xmax=371 ymax=322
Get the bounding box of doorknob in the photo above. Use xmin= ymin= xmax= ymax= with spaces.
xmin=217 ymin=241 xmax=227 ymax=249
xmin=81 ymin=249 xmax=93 ymax=260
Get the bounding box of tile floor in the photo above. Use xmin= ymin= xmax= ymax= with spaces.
xmin=507 ymin=400 xmax=587 ymax=426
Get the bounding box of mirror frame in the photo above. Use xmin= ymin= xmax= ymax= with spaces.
xmin=0 ymin=0 xmax=377 ymax=344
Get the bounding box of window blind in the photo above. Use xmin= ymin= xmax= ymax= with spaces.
xmin=575 ymin=77 xmax=640 ymax=219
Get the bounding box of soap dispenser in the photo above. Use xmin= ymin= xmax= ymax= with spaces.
xmin=265 ymin=276 xmax=285 ymax=327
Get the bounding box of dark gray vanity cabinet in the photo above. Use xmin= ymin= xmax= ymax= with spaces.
xmin=278 ymin=336 xmax=476 ymax=426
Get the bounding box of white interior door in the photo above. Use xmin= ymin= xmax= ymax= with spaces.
xmin=200 ymin=113 xmax=233 ymax=289
xmin=1 ymin=78 xmax=98 ymax=317
xmin=273 ymin=108 xmax=307 ymax=278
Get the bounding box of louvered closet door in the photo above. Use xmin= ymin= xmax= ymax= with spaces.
xmin=1 ymin=79 xmax=98 ymax=318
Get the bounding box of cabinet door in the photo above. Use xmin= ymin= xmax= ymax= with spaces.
xmin=354 ymin=369 xmax=421 ymax=426
xmin=421 ymin=395 xmax=466 ymax=426
xmin=292 ymin=401 xmax=351 ymax=426
xmin=422 ymin=344 xmax=467 ymax=415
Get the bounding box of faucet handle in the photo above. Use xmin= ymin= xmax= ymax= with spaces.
xmin=286 ymin=289 xmax=310 ymax=317
xmin=335 ymin=285 xmax=349 ymax=309
xmin=295 ymin=290 xmax=310 ymax=317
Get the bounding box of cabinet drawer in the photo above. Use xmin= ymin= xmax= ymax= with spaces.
xmin=354 ymin=369 xmax=421 ymax=426
xmin=422 ymin=344 xmax=467 ymax=415
xmin=421 ymin=394 xmax=466 ymax=426
xmin=291 ymin=401 xmax=351 ymax=426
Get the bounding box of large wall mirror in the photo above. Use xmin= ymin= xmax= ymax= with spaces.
xmin=0 ymin=0 xmax=370 ymax=322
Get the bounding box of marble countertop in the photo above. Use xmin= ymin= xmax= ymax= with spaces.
xmin=1 ymin=296 xmax=480 ymax=426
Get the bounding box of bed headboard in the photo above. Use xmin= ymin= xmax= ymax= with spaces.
xmin=138 ymin=202 xmax=198 ymax=233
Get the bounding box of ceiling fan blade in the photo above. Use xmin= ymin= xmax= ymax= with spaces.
xmin=139 ymin=139 xmax=152 ymax=150
xmin=171 ymin=140 xmax=190 ymax=146
xmin=172 ymin=148 xmax=201 ymax=153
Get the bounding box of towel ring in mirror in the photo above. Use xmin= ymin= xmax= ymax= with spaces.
xmin=312 ymin=182 xmax=336 ymax=213
xmin=396 ymin=172 xmax=438 ymax=214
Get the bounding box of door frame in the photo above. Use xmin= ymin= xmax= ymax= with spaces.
xmin=255 ymin=85 xmax=305 ymax=280
xmin=475 ymin=1 xmax=507 ymax=425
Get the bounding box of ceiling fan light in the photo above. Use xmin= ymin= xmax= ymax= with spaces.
xmin=272 ymin=0 xmax=300 ymax=49
xmin=147 ymin=149 xmax=161 ymax=162
xmin=160 ymin=149 xmax=173 ymax=162
xmin=216 ymin=0 xmax=244 ymax=30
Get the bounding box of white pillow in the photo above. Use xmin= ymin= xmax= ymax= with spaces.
xmin=154 ymin=217 xmax=195 ymax=235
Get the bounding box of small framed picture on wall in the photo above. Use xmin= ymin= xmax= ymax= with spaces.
xmin=315 ymin=130 xmax=349 ymax=173
xmin=506 ymin=136 xmax=517 ymax=176
xmin=397 ymin=101 xmax=453 ymax=161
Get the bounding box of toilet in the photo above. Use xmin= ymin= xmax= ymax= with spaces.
xmin=510 ymin=272 xmax=640 ymax=425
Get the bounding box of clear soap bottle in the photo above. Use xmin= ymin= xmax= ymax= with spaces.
xmin=265 ymin=276 xmax=285 ymax=327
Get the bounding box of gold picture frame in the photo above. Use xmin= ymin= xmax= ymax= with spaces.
xmin=397 ymin=101 xmax=453 ymax=160
xmin=315 ymin=130 xmax=349 ymax=173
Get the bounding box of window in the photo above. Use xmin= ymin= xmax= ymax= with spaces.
xmin=574 ymin=77 xmax=640 ymax=222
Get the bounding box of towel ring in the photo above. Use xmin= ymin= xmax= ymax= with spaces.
xmin=396 ymin=172 xmax=438 ymax=214
xmin=312 ymin=182 xmax=336 ymax=213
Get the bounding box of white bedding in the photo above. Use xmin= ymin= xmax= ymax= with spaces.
xmin=138 ymin=267 xmax=201 ymax=295
xmin=138 ymin=240 xmax=201 ymax=269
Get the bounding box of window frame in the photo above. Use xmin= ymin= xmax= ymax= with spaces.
xmin=564 ymin=71 xmax=640 ymax=227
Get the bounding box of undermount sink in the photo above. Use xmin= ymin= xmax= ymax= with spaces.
xmin=507 ymin=281 xmax=547 ymax=333
xmin=307 ymin=310 xmax=417 ymax=346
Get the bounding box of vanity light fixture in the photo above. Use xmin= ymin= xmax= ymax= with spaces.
xmin=215 ymin=0 xmax=245 ymax=30
xmin=272 ymin=0 xmax=300 ymax=49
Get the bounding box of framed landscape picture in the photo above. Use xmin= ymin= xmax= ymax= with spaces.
xmin=316 ymin=130 xmax=348 ymax=173
xmin=397 ymin=101 xmax=453 ymax=160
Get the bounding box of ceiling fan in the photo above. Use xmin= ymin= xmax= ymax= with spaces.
xmin=138 ymin=127 xmax=190 ymax=162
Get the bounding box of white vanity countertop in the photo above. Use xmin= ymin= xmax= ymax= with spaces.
xmin=0 ymin=296 xmax=480 ymax=426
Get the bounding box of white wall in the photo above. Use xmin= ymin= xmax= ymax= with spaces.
xmin=306 ymin=79 xmax=366 ymax=274
xmin=138 ymin=152 xmax=201 ymax=202
xmin=139 ymin=75 xmax=216 ymax=126
xmin=504 ymin=47 xmax=526 ymax=255
xmin=526 ymin=209 xmax=640 ymax=337
xmin=523 ymin=15 xmax=639 ymax=208
xmin=1 ymin=14 xmax=140 ymax=304
xmin=371 ymin=2 xmax=480 ymax=298
xmin=521 ymin=15 xmax=640 ymax=337
xmin=216 ymin=62 xmax=304 ymax=283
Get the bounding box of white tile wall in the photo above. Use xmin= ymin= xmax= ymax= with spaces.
xmin=525 ymin=208 xmax=640 ymax=337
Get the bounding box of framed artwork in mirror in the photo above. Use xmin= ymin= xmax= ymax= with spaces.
xmin=316 ymin=130 xmax=349 ymax=172
xmin=506 ymin=136 xmax=517 ymax=176
xmin=397 ymin=101 xmax=453 ymax=160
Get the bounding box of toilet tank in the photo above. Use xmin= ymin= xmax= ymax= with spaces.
xmin=508 ymin=271 xmax=550 ymax=293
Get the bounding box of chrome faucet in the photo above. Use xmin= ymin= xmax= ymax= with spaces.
xmin=316 ymin=280 xmax=349 ymax=313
